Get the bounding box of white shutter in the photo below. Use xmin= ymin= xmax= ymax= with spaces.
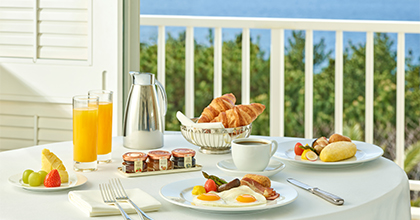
xmin=0 ymin=0 xmax=123 ymax=150
xmin=0 ymin=0 xmax=91 ymax=63
xmin=0 ymin=0 xmax=33 ymax=58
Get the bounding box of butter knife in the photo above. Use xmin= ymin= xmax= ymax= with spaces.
xmin=287 ymin=178 xmax=344 ymax=205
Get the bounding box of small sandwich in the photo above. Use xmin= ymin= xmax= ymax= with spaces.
xmin=240 ymin=174 xmax=280 ymax=200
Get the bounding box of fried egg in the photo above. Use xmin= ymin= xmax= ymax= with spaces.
xmin=192 ymin=192 xmax=226 ymax=207
xmin=192 ymin=185 xmax=266 ymax=207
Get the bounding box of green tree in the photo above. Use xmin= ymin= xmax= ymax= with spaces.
xmin=283 ymin=31 xmax=332 ymax=137
xmin=140 ymin=29 xmax=420 ymax=205
xmin=140 ymin=30 xmax=419 ymax=162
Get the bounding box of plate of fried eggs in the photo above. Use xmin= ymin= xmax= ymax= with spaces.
xmin=159 ymin=178 xmax=298 ymax=212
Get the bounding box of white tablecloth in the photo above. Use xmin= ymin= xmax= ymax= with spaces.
xmin=0 ymin=133 xmax=411 ymax=220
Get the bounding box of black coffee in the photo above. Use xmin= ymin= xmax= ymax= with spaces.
xmin=237 ymin=141 xmax=267 ymax=145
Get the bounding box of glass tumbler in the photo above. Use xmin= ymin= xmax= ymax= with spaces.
xmin=88 ymin=90 xmax=113 ymax=163
xmin=72 ymin=95 xmax=98 ymax=172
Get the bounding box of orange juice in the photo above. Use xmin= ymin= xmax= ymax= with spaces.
xmin=73 ymin=107 xmax=98 ymax=162
xmin=97 ymin=102 xmax=113 ymax=155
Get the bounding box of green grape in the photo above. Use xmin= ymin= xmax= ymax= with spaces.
xmin=28 ymin=172 xmax=42 ymax=186
xmin=22 ymin=169 xmax=34 ymax=184
xmin=38 ymin=170 xmax=48 ymax=183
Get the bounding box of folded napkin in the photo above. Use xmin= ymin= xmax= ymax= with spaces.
xmin=68 ymin=188 xmax=161 ymax=217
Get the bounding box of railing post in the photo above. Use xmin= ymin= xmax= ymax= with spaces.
xmin=304 ymin=30 xmax=313 ymax=139
xmin=270 ymin=29 xmax=285 ymax=137
xmin=365 ymin=31 xmax=374 ymax=144
xmin=241 ymin=28 xmax=250 ymax=104
xmin=214 ymin=27 xmax=222 ymax=98
xmin=335 ymin=31 xmax=343 ymax=135
xmin=396 ymin=32 xmax=405 ymax=168
xmin=185 ymin=26 xmax=194 ymax=118
xmin=158 ymin=25 xmax=166 ymax=87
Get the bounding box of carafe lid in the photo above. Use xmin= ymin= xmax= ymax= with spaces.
xmin=129 ymin=72 xmax=155 ymax=85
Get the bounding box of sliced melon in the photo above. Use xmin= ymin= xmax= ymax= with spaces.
xmin=41 ymin=149 xmax=69 ymax=183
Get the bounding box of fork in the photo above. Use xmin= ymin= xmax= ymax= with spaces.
xmin=110 ymin=178 xmax=153 ymax=220
xmin=99 ymin=183 xmax=132 ymax=220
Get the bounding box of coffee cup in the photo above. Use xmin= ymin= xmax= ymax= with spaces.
xmin=231 ymin=138 xmax=278 ymax=171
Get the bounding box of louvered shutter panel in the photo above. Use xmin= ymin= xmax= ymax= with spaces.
xmin=0 ymin=0 xmax=91 ymax=62
xmin=0 ymin=0 xmax=122 ymax=149
xmin=0 ymin=0 xmax=33 ymax=58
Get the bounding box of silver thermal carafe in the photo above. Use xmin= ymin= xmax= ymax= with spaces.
xmin=123 ymin=72 xmax=167 ymax=149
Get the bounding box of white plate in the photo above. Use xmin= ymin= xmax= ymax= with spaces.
xmin=159 ymin=178 xmax=298 ymax=213
xmin=8 ymin=172 xmax=87 ymax=191
xmin=275 ymin=139 xmax=384 ymax=166
xmin=216 ymin=158 xmax=285 ymax=177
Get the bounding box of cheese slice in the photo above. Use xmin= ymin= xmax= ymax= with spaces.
xmin=41 ymin=149 xmax=69 ymax=183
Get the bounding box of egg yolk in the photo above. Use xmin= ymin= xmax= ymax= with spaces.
xmin=236 ymin=194 xmax=257 ymax=203
xmin=197 ymin=193 xmax=221 ymax=201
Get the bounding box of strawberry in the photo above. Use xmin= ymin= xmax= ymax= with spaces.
xmin=44 ymin=169 xmax=61 ymax=187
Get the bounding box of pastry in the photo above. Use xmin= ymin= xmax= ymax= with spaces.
xmin=312 ymin=137 xmax=329 ymax=154
xmin=41 ymin=149 xmax=69 ymax=183
xmin=319 ymin=141 xmax=357 ymax=162
xmin=329 ymin=133 xmax=351 ymax=143
xmin=197 ymin=93 xmax=236 ymax=123
xmin=242 ymin=174 xmax=271 ymax=188
xmin=210 ymin=103 xmax=265 ymax=128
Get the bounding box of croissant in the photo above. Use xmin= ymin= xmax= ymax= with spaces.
xmin=197 ymin=93 xmax=236 ymax=123
xmin=210 ymin=103 xmax=265 ymax=128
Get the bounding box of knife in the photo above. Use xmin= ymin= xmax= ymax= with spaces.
xmin=287 ymin=178 xmax=344 ymax=205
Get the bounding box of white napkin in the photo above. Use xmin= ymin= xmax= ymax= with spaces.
xmin=176 ymin=111 xmax=224 ymax=128
xmin=68 ymin=188 xmax=161 ymax=217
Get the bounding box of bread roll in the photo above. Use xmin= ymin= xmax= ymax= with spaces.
xmin=242 ymin=174 xmax=271 ymax=188
xmin=210 ymin=103 xmax=265 ymax=128
xmin=319 ymin=141 xmax=357 ymax=162
xmin=329 ymin=133 xmax=351 ymax=143
xmin=197 ymin=93 xmax=236 ymax=123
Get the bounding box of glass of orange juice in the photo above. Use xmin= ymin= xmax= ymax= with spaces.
xmin=88 ymin=90 xmax=113 ymax=163
xmin=73 ymin=95 xmax=99 ymax=172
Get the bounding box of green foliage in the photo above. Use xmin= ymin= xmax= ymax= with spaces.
xmin=405 ymin=141 xmax=420 ymax=173
xmin=411 ymin=198 xmax=420 ymax=207
xmin=140 ymin=30 xmax=420 ymax=163
xmin=342 ymin=121 xmax=363 ymax=141
xmin=406 ymin=53 xmax=420 ymax=124
xmin=283 ymin=31 xmax=333 ymax=137
xmin=141 ymin=31 xmax=420 ymax=208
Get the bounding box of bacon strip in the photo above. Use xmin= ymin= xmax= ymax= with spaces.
xmin=240 ymin=178 xmax=280 ymax=200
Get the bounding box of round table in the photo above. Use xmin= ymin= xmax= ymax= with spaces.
xmin=0 ymin=133 xmax=411 ymax=220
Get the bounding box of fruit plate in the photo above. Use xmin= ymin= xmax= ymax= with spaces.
xmin=274 ymin=139 xmax=384 ymax=166
xmin=159 ymin=177 xmax=298 ymax=213
xmin=8 ymin=172 xmax=87 ymax=191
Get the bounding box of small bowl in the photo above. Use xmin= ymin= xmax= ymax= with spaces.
xmin=180 ymin=118 xmax=252 ymax=154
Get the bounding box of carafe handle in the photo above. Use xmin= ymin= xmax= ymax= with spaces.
xmin=155 ymin=80 xmax=167 ymax=116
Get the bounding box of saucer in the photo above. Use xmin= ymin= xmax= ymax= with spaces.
xmin=216 ymin=157 xmax=285 ymax=177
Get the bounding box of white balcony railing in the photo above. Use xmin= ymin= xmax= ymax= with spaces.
xmin=140 ymin=14 xmax=420 ymax=215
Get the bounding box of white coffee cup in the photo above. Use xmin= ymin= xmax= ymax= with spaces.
xmin=231 ymin=138 xmax=278 ymax=171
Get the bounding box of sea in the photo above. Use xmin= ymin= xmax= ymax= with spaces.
xmin=140 ymin=0 xmax=420 ymax=69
